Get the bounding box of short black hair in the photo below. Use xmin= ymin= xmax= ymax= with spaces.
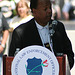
xmin=30 ymin=0 xmax=38 ymax=12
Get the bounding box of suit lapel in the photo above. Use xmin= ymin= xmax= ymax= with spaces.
xmin=30 ymin=19 xmax=43 ymax=46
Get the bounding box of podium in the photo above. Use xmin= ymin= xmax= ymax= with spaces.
xmin=3 ymin=54 xmax=70 ymax=75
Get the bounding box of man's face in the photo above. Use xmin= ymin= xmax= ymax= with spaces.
xmin=33 ymin=0 xmax=52 ymax=26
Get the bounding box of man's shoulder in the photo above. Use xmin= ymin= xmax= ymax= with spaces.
xmin=50 ymin=19 xmax=65 ymax=31
xmin=57 ymin=20 xmax=64 ymax=25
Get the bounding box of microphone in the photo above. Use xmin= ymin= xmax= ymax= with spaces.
xmin=49 ymin=20 xmax=57 ymax=36
xmin=52 ymin=20 xmax=57 ymax=30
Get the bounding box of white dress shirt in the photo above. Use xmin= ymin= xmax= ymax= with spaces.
xmin=35 ymin=21 xmax=54 ymax=54
xmin=35 ymin=21 xmax=50 ymax=44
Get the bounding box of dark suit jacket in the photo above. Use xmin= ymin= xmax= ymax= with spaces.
xmin=9 ymin=18 xmax=74 ymax=69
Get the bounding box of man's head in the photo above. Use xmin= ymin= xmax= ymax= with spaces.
xmin=30 ymin=0 xmax=52 ymax=26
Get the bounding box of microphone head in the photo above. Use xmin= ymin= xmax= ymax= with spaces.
xmin=52 ymin=20 xmax=57 ymax=30
xmin=52 ymin=20 xmax=57 ymax=25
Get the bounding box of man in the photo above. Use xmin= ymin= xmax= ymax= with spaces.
xmin=0 ymin=12 xmax=9 ymax=75
xmin=9 ymin=0 xmax=74 ymax=69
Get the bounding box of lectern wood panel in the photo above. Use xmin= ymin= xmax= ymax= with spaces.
xmin=3 ymin=55 xmax=66 ymax=75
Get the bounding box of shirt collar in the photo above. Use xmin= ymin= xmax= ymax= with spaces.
xmin=35 ymin=20 xmax=49 ymax=30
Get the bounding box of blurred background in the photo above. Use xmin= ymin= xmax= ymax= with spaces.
xmin=0 ymin=0 xmax=75 ymax=22
xmin=0 ymin=0 xmax=75 ymax=75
